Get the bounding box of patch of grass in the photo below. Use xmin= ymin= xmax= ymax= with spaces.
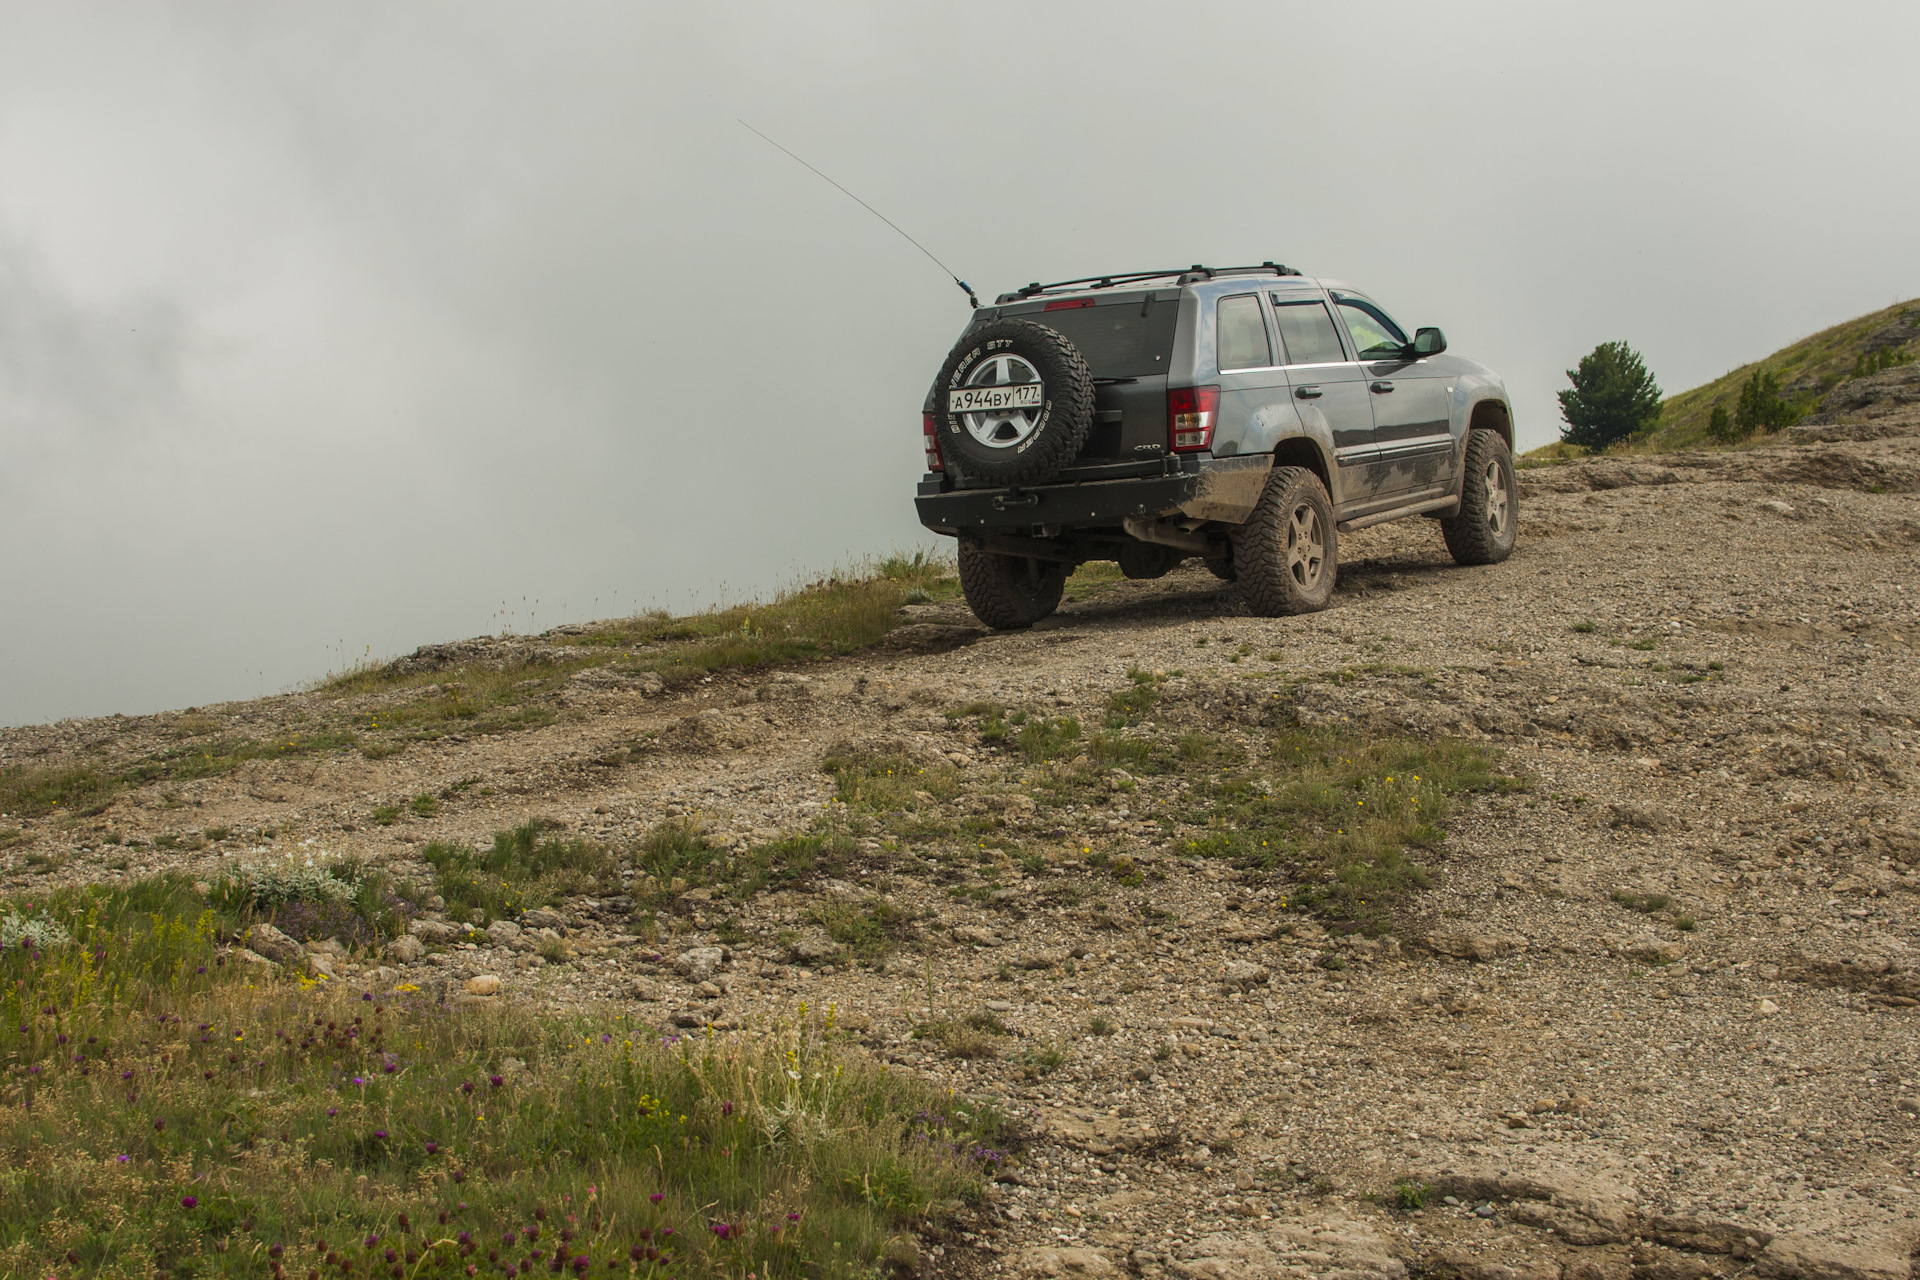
xmin=1017 ymin=716 xmax=1082 ymax=763
xmin=421 ymin=820 xmax=618 ymax=924
xmin=409 ymin=793 xmax=440 ymax=819
xmin=1392 ymin=1179 xmax=1431 ymax=1211
xmin=1062 ymin=560 xmax=1126 ymax=603
xmin=1020 ymin=1042 xmax=1068 ymax=1077
xmin=946 ymin=701 xmax=1011 ymax=744
xmin=1612 ymin=890 xmax=1673 ymax=914
xmin=810 ymin=897 xmax=916 ymax=960
xmin=821 ymin=744 xmax=959 ymax=812
xmin=371 ymin=804 xmax=401 ymax=826
xmin=0 ymin=731 xmax=362 ymax=822
xmin=1086 ymin=1014 xmax=1116 ymax=1037
xmin=1675 ymin=915 xmax=1696 ymax=931
xmin=0 ymin=880 xmax=1004 ymax=1280
xmin=1571 ymin=620 xmax=1596 ymax=634
xmin=1105 ymin=669 xmax=1163 ymax=728
xmin=915 ymin=1019 xmax=999 ymax=1060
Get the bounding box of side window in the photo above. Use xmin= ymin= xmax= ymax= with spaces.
xmin=1335 ymin=300 xmax=1409 ymax=359
xmin=1269 ymin=299 xmax=1348 ymax=365
xmin=1215 ymin=294 xmax=1272 ymax=370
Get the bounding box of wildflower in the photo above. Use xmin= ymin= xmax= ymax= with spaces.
xmin=490 ymin=1074 xmax=504 ymax=1088
xmin=116 ymin=1154 xmax=130 ymax=1163
xmin=373 ymin=1129 xmax=388 ymax=1140
xmin=326 ymin=1107 xmax=338 ymax=1117
xmin=181 ymin=1195 xmax=199 ymax=1209
xmin=648 ymin=1193 xmax=664 ymax=1204
xmin=461 ymin=1080 xmax=474 ymax=1094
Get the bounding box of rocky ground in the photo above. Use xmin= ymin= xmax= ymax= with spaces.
xmin=6 ymin=425 xmax=1920 ymax=1280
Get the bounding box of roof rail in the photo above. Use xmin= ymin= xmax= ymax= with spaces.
xmin=996 ymin=262 xmax=1302 ymax=303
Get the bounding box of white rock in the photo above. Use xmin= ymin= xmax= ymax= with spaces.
xmin=465 ymin=974 xmax=501 ymax=996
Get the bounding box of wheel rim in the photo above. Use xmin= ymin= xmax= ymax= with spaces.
xmin=1483 ymin=459 xmax=1509 ymax=537
xmin=1285 ymin=502 xmax=1326 ymax=589
xmin=959 ymin=355 xmax=1044 ymax=448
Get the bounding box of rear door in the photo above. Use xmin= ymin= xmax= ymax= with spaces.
xmin=1333 ymin=293 xmax=1454 ymax=497
xmin=1209 ymin=292 xmax=1288 ymax=457
xmin=1270 ymin=294 xmax=1389 ymax=505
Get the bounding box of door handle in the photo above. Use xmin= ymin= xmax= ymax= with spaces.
xmin=1294 ymin=385 xmax=1323 ymax=399
xmin=1370 ymin=381 xmax=1395 ymax=393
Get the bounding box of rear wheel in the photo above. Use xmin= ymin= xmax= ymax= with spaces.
xmin=1440 ymin=429 xmax=1518 ymax=565
xmin=1230 ymin=466 xmax=1337 ymax=616
xmin=957 ymin=543 xmax=1067 ymax=629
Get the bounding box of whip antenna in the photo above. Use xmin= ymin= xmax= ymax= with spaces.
xmin=738 ymin=118 xmax=979 ymax=308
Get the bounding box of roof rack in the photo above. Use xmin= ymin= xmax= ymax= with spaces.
xmin=997 ymin=262 xmax=1302 ymax=303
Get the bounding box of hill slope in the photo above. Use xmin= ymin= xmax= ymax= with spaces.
xmin=1646 ymin=297 xmax=1920 ymax=448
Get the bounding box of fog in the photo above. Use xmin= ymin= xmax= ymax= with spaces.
xmin=4 ymin=2 xmax=1917 ymax=726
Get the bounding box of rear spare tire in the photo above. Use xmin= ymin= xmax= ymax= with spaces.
xmin=1230 ymin=466 xmax=1337 ymax=616
xmin=957 ymin=542 xmax=1066 ymax=629
xmin=931 ymin=318 xmax=1095 ymax=486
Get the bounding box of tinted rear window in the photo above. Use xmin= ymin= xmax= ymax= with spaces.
xmin=1010 ymin=298 xmax=1178 ymax=378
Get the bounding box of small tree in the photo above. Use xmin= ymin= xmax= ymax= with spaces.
xmin=1732 ymin=369 xmax=1798 ymax=437
xmin=1557 ymin=341 xmax=1663 ymax=450
xmin=1704 ymin=403 xmax=1739 ymax=443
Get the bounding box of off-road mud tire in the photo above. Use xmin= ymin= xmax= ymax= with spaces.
xmin=1441 ymin=428 xmax=1518 ymax=565
xmin=1202 ymin=548 xmax=1236 ymax=582
xmin=930 ymin=319 xmax=1095 ymax=486
xmin=956 ymin=542 xmax=1067 ymax=630
xmin=1230 ymin=466 xmax=1337 ymax=616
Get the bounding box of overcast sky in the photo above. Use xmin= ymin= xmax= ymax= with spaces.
xmin=3 ymin=2 xmax=1917 ymax=726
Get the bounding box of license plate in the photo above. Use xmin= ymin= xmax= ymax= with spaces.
xmin=949 ymin=383 xmax=1042 ymax=414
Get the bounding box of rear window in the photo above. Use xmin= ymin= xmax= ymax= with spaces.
xmin=1013 ymin=298 xmax=1178 ymax=378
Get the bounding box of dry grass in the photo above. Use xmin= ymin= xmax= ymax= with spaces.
xmin=0 ymin=877 xmax=1006 ymax=1279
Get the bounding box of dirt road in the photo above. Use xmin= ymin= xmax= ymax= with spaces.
xmin=6 ymin=428 xmax=1920 ymax=1280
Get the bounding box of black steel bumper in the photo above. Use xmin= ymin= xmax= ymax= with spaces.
xmin=915 ymin=455 xmax=1271 ymax=535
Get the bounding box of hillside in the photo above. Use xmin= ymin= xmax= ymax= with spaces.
xmin=1529 ymin=298 xmax=1920 ymax=458
xmin=1651 ymin=297 xmax=1920 ymax=447
xmin=5 ymin=427 xmax=1920 ymax=1278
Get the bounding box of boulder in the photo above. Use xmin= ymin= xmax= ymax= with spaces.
xmin=464 ymin=974 xmax=501 ymax=996
xmin=673 ymin=946 xmax=728 ymax=983
xmin=386 ymin=935 xmax=424 ymax=964
xmin=410 ymin=919 xmax=459 ymax=945
xmin=522 ymin=907 xmax=567 ymax=931
xmin=485 ymin=920 xmax=523 ymax=949
xmin=1221 ymin=961 xmax=1270 ymax=991
xmin=247 ymin=922 xmax=304 ymax=963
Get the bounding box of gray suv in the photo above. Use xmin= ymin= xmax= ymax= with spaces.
xmin=914 ymin=264 xmax=1518 ymax=628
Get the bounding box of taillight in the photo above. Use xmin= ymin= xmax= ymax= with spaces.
xmin=1168 ymin=385 xmax=1220 ymax=452
xmin=922 ymin=412 xmax=944 ymax=472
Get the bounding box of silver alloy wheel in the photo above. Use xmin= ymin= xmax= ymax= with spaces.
xmin=960 ymin=354 xmax=1044 ymax=448
xmin=1483 ymin=458 xmax=1510 ymax=537
xmin=1286 ymin=502 xmax=1326 ymax=588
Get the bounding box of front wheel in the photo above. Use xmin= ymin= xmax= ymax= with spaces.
xmin=1230 ymin=466 xmax=1337 ymax=616
xmin=957 ymin=543 xmax=1067 ymax=629
xmin=1441 ymin=429 xmax=1518 ymax=565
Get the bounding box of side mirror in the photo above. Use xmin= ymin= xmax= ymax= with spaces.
xmin=1411 ymin=327 xmax=1447 ymax=357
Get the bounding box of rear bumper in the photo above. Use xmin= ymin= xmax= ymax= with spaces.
xmin=915 ymin=454 xmax=1272 ymax=535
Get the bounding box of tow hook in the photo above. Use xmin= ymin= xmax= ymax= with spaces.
xmin=992 ymin=491 xmax=1041 ymax=511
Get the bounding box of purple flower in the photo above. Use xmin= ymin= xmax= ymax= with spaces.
xmin=490 ymin=1075 xmax=504 ymax=1088
xmin=383 ymin=1061 xmax=398 ymax=1074
xmin=116 ymin=1154 xmax=130 ymax=1163
xmin=786 ymin=1212 xmax=800 ymax=1222
xmin=572 ymin=1258 xmax=590 ymax=1274
xmin=373 ymin=1129 xmax=389 ymax=1140
xmin=181 ymin=1195 xmax=198 ymax=1209
xmin=461 ymin=1080 xmax=474 ymax=1095
xmin=426 ymin=1142 xmax=439 ymax=1155
xmin=362 ymin=992 xmax=373 ymax=1001
xmin=709 ymin=1221 xmax=736 ymax=1240
xmin=326 ymin=1107 xmax=338 ymax=1117
xmin=121 ymin=1071 xmax=133 ymax=1080
xmin=721 ymin=1100 xmax=734 ymax=1117
xmin=352 ymin=1075 xmax=366 ymax=1086
xmin=648 ymin=1193 xmax=664 ymax=1204
xmin=196 ymin=965 xmax=207 ymax=974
